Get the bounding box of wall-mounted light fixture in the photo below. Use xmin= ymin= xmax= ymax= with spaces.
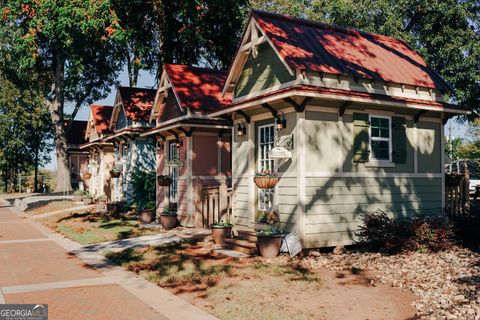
xmin=176 ymin=139 xmax=183 ymax=148
xmin=236 ymin=122 xmax=247 ymax=137
xmin=276 ymin=112 xmax=287 ymax=131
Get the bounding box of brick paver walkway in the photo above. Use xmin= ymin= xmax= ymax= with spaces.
xmin=0 ymin=202 xmax=217 ymax=320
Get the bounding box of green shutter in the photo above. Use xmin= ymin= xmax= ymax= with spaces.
xmin=392 ymin=116 xmax=407 ymax=164
xmin=353 ymin=113 xmax=370 ymax=163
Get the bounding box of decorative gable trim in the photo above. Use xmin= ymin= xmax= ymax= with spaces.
xmin=222 ymin=15 xmax=293 ymax=96
xmin=150 ymin=69 xmax=184 ymax=123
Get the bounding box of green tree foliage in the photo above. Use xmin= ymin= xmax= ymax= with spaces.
xmin=251 ymin=0 xmax=480 ymax=114
xmin=0 ymin=76 xmax=53 ymax=192
xmin=1 ymin=0 xmax=123 ymax=191
xmin=150 ymin=0 xmax=248 ymax=70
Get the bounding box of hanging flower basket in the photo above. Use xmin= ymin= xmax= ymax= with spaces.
xmin=254 ymin=171 xmax=279 ymax=189
xmin=110 ymin=168 xmax=121 ymax=178
xmin=157 ymin=175 xmax=173 ymax=186
xmin=82 ymin=172 xmax=92 ymax=179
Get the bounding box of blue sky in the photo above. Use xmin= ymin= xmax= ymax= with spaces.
xmin=43 ymin=67 xmax=469 ymax=169
xmin=44 ymin=68 xmax=156 ymax=170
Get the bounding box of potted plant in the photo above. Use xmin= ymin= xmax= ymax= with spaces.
xmin=110 ymin=166 xmax=122 ymax=178
xmin=254 ymin=170 xmax=279 ymax=189
xmin=73 ymin=190 xmax=84 ymax=202
xmin=157 ymin=175 xmax=173 ymax=186
xmin=83 ymin=192 xmax=93 ymax=205
xmin=211 ymin=218 xmax=233 ymax=246
xmin=257 ymin=211 xmax=283 ymax=258
xmin=137 ymin=201 xmax=156 ymax=224
xmin=161 ymin=208 xmax=178 ymax=230
xmin=82 ymin=171 xmax=92 ymax=179
xmin=95 ymin=195 xmax=107 ymax=212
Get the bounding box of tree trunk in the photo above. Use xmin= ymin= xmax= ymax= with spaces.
xmin=33 ymin=139 xmax=39 ymax=192
xmin=49 ymin=49 xmax=72 ymax=192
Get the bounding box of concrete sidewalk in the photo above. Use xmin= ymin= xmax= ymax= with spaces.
xmin=0 ymin=201 xmax=218 ymax=320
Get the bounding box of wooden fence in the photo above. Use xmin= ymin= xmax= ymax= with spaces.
xmin=198 ymin=181 xmax=232 ymax=228
xmin=445 ymin=162 xmax=470 ymax=215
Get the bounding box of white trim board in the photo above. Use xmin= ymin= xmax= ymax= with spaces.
xmin=305 ymin=172 xmax=443 ymax=178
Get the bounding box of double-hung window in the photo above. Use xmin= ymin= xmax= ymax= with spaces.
xmin=257 ymin=123 xmax=275 ymax=211
xmin=168 ymin=141 xmax=179 ymax=203
xmin=369 ymin=115 xmax=392 ymax=162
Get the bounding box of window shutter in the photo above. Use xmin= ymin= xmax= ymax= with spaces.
xmin=353 ymin=113 xmax=370 ymax=163
xmin=392 ymin=116 xmax=407 ymax=164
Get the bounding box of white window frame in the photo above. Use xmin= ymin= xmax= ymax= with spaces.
xmin=368 ymin=115 xmax=392 ymax=163
xmin=257 ymin=123 xmax=276 ymax=211
xmin=168 ymin=141 xmax=179 ymax=203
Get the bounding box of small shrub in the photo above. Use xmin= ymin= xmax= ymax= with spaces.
xmin=355 ymin=210 xmax=454 ymax=254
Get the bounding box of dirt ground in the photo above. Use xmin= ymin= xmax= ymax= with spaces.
xmin=107 ymin=243 xmax=417 ymax=320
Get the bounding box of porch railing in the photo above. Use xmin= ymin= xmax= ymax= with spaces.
xmin=197 ymin=179 xmax=232 ymax=228
xmin=445 ymin=162 xmax=470 ymax=215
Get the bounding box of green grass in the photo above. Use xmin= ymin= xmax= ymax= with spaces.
xmin=105 ymin=243 xmax=323 ymax=320
xmin=45 ymin=212 xmax=161 ymax=245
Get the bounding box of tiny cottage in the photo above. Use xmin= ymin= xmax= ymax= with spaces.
xmin=144 ymin=64 xmax=232 ymax=226
xmin=81 ymin=104 xmax=115 ymax=201
xmin=106 ymin=86 xmax=157 ymax=202
xmin=66 ymin=120 xmax=89 ymax=190
xmin=209 ymin=11 xmax=470 ymax=248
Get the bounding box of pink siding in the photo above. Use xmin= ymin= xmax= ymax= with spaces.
xmin=221 ymin=137 xmax=231 ymax=177
xmin=192 ymin=135 xmax=218 ymax=176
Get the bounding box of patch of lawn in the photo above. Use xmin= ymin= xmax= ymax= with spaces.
xmin=105 ymin=243 xmax=323 ymax=320
xmin=44 ymin=212 xmax=162 ymax=245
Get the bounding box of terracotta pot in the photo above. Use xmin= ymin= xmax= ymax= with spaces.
xmin=257 ymin=234 xmax=283 ymax=258
xmin=139 ymin=209 xmax=155 ymax=224
xmin=160 ymin=214 xmax=178 ymax=230
xmin=157 ymin=176 xmax=173 ymax=187
xmin=83 ymin=172 xmax=92 ymax=179
xmin=110 ymin=170 xmax=121 ymax=178
xmin=73 ymin=195 xmax=83 ymax=202
xmin=95 ymin=201 xmax=107 ymax=212
xmin=254 ymin=176 xmax=278 ymax=189
xmin=211 ymin=225 xmax=233 ymax=246
xmin=83 ymin=198 xmax=93 ymax=205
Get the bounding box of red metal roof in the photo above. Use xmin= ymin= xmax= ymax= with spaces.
xmin=252 ymin=10 xmax=451 ymax=91
xmin=66 ymin=120 xmax=88 ymax=146
xmin=90 ymin=105 xmax=113 ymax=134
xmin=118 ymin=86 xmax=157 ymax=121
xmin=164 ymin=64 xmax=231 ymax=111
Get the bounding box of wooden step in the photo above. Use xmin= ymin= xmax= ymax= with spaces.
xmin=237 ymin=230 xmax=258 ymax=242
xmin=224 ymin=238 xmax=257 ymax=255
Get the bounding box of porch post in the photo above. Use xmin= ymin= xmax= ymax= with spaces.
xmin=186 ymin=134 xmax=194 ymax=227
xmin=248 ymin=119 xmax=256 ymax=228
xmin=296 ymin=110 xmax=306 ymax=245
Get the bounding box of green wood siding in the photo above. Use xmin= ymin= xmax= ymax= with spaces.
xmin=234 ymin=43 xmax=294 ymax=98
xmin=304 ymin=176 xmax=442 ymax=247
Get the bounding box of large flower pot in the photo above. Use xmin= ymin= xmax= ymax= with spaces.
xmin=73 ymin=195 xmax=83 ymax=202
xmin=95 ymin=201 xmax=107 ymax=212
xmin=254 ymin=176 xmax=278 ymax=189
xmin=83 ymin=198 xmax=93 ymax=205
xmin=211 ymin=225 xmax=233 ymax=246
xmin=257 ymin=234 xmax=283 ymax=258
xmin=160 ymin=214 xmax=178 ymax=230
xmin=139 ymin=209 xmax=155 ymax=224
xmin=157 ymin=176 xmax=173 ymax=187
